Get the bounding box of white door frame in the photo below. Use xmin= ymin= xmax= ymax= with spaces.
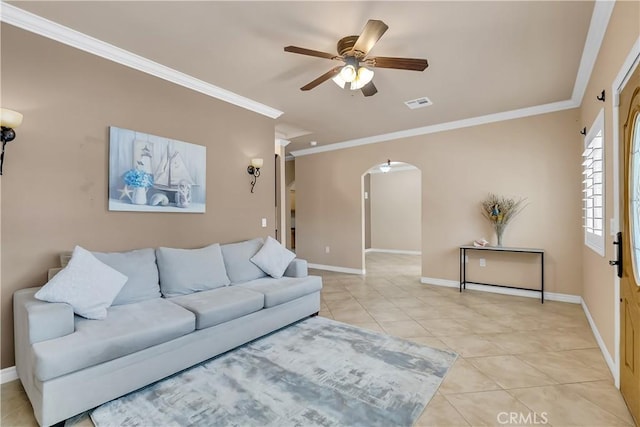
xmin=611 ymin=36 xmax=640 ymax=389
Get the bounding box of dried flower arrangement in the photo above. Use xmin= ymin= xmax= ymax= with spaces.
xmin=480 ymin=194 xmax=527 ymax=246
xmin=481 ymin=194 xmax=527 ymax=225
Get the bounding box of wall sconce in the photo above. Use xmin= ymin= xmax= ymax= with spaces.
xmin=0 ymin=108 xmax=24 ymax=176
xmin=379 ymin=159 xmax=391 ymax=173
xmin=247 ymin=158 xmax=263 ymax=193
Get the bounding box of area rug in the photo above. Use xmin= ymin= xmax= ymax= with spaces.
xmin=90 ymin=316 xmax=457 ymax=427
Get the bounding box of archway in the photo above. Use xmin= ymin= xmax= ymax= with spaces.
xmin=361 ymin=161 xmax=422 ymax=278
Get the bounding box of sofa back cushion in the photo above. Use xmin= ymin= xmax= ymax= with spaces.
xmin=93 ymin=248 xmax=161 ymax=305
xmin=156 ymin=243 xmax=230 ymax=297
xmin=221 ymin=238 xmax=268 ymax=284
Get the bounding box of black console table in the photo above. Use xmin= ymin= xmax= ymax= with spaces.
xmin=459 ymin=245 xmax=545 ymax=303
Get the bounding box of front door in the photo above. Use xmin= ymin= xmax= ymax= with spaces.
xmin=620 ymin=63 xmax=640 ymax=425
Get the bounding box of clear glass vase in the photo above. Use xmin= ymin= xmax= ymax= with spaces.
xmin=495 ymin=223 xmax=507 ymax=247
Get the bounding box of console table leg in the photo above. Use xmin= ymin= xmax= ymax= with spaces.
xmin=541 ymin=252 xmax=545 ymax=303
xmin=459 ymin=248 xmax=463 ymax=292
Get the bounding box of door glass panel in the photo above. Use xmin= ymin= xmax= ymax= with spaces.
xmin=631 ymin=113 xmax=640 ymax=285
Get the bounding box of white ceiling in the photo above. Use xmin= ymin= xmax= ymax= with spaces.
xmin=5 ymin=1 xmax=595 ymax=154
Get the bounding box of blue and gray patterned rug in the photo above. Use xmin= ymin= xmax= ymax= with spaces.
xmin=91 ymin=317 xmax=457 ymax=427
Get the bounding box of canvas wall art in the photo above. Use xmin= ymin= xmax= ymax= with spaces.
xmin=109 ymin=126 xmax=206 ymax=213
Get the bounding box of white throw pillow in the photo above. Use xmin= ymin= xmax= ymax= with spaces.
xmin=35 ymin=245 xmax=128 ymax=320
xmin=250 ymin=236 xmax=296 ymax=279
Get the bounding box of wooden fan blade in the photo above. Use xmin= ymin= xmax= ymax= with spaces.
xmin=350 ymin=20 xmax=388 ymax=57
xmin=284 ymin=46 xmax=340 ymax=61
xmin=361 ymin=81 xmax=378 ymax=97
xmin=301 ymin=66 xmax=342 ymax=91
xmin=365 ymin=56 xmax=429 ymax=71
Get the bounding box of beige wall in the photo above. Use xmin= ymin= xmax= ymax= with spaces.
xmin=579 ymin=0 xmax=640 ymax=359
xmin=370 ymin=169 xmax=421 ymax=252
xmin=296 ymin=109 xmax=583 ymax=295
xmin=0 ymin=26 xmax=276 ymax=368
xmin=285 ymin=159 xmax=295 ymax=249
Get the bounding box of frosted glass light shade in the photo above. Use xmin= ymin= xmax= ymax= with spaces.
xmin=0 ymin=109 xmax=23 ymax=128
xmin=379 ymin=163 xmax=391 ymax=173
xmin=251 ymin=158 xmax=264 ymax=168
xmin=332 ymin=74 xmax=347 ymax=88
xmin=350 ymin=67 xmax=374 ymax=90
xmin=333 ymin=67 xmax=374 ymax=90
xmin=339 ymin=64 xmax=357 ymax=82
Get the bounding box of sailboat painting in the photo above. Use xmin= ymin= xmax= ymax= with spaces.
xmin=108 ymin=126 xmax=206 ymax=213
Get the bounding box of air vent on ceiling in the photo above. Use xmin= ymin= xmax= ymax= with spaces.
xmin=404 ymin=96 xmax=433 ymax=109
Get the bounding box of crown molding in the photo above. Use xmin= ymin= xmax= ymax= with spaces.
xmin=570 ymin=0 xmax=616 ymax=105
xmin=1 ymin=1 xmax=612 ymax=152
xmin=291 ymin=99 xmax=577 ymax=157
xmin=290 ymin=0 xmax=613 ymax=158
xmin=0 ymin=3 xmax=283 ymax=120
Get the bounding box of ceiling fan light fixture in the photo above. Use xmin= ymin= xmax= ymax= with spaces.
xmin=339 ymin=64 xmax=357 ymax=82
xmin=332 ymin=73 xmax=347 ymax=89
xmin=350 ymin=66 xmax=374 ymax=90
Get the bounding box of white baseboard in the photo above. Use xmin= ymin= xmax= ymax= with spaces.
xmin=365 ymin=248 xmax=422 ymax=255
xmin=581 ymin=299 xmax=617 ymax=383
xmin=421 ymin=277 xmax=459 ymax=288
xmin=308 ymin=263 xmax=365 ymax=275
xmin=1 ymin=366 xmax=18 ymax=384
xmin=420 ymin=277 xmax=581 ymax=303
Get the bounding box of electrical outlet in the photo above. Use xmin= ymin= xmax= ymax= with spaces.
xmin=261 ymin=218 xmax=267 ymax=228
xmin=325 ymin=246 xmax=330 ymax=254
xmin=364 ymin=191 xmax=369 ymax=200
xmin=479 ymin=258 xmax=486 ymax=267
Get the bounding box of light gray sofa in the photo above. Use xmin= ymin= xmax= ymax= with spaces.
xmin=13 ymin=238 xmax=322 ymax=426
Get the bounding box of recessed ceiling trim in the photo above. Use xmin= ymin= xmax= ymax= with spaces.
xmin=0 ymin=3 xmax=284 ymax=119
xmin=291 ymin=99 xmax=577 ymax=157
xmin=570 ymin=0 xmax=616 ymax=105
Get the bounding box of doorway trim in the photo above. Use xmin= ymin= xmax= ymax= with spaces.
xmin=612 ymin=35 xmax=640 ymax=389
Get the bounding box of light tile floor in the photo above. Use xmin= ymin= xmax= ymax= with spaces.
xmin=320 ymin=252 xmax=634 ymax=427
xmin=1 ymin=252 xmax=634 ymax=426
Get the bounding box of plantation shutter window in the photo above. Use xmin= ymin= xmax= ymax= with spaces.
xmin=582 ymin=109 xmax=605 ymax=256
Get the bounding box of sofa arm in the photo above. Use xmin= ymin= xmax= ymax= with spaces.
xmin=14 ymin=287 xmax=75 ymax=345
xmin=284 ymin=259 xmax=308 ymax=278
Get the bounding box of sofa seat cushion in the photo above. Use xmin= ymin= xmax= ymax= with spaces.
xmin=169 ymin=287 xmax=264 ymax=330
xmin=236 ymin=276 xmax=322 ymax=308
xmin=32 ymin=298 xmax=195 ymax=381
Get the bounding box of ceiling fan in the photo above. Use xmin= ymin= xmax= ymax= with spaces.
xmin=284 ymin=19 xmax=428 ymax=97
